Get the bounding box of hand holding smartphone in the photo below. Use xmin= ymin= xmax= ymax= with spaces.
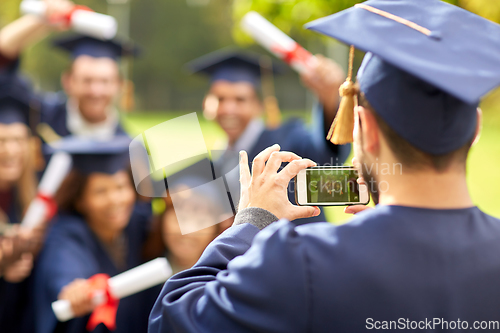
xmin=295 ymin=166 xmax=370 ymax=206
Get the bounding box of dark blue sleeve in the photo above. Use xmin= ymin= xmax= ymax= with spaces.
xmin=149 ymin=220 xmax=310 ymax=333
xmin=34 ymin=219 xmax=98 ymax=333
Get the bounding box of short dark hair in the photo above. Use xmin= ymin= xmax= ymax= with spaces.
xmin=55 ymin=168 xmax=136 ymax=214
xmin=358 ymin=92 xmax=473 ymax=172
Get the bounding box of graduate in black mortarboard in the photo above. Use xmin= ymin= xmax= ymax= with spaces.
xmin=150 ymin=1 xmax=500 ymax=332
xmin=34 ymin=136 xmax=159 ymax=333
xmin=0 ymin=1 xmax=138 ymax=140
xmin=0 ymin=75 xmax=48 ymax=333
xmin=143 ymin=161 xmax=235 ymax=275
xmin=187 ymin=48 xmax=351 ymax=225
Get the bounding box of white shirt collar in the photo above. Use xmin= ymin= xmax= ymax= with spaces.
xmin=231 ymin=119 xmax=265 ymax=152
xmin=66 ymin=99 xmax=119 ymax=140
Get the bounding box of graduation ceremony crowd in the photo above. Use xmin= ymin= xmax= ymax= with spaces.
xmin=1 ymin=0 xmax=500 ymax=332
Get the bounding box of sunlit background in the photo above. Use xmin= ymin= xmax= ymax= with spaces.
xmin=1 ymin=0 xmax=499 ymax=222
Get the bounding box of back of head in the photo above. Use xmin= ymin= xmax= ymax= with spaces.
xmin=357 ymin=56 xmax=477 ymax=172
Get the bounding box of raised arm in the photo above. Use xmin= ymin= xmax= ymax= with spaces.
xmin=301 ymin=54 xmax=344 ymax=121
xmin=291 ymin=55 xmax=351 ymax=165
xmin=150 ymin=147 xmax=317 ymax=332
xmin=0 ymin=0 xmax=74 ymax=60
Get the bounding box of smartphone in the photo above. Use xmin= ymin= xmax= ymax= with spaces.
xmin=295 ymin=166 xmax=370 ymax=206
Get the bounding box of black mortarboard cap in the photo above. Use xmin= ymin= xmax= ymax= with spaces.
xmin=53 ymin=34 xmax=139 ymax=61
xmin=187 ymin=48 xmax=284 ymax=87
xmin=306 ymin=0 xmax=500 ymax=154
xmin=45 ymin=135 xmax=131 ymax=175
xmin=0 ymin=75 xmax=34 ymax=126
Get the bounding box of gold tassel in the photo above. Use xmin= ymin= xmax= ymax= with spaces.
xmin=264 ymin=95 xmax=281 ymax=129
xmin=259 ymin=55 xmax=282 ymax=129
xmin=30 ymin=136 xmax=46 ymax=172
xmin=121 ymin=79 xmax=136 ymax=112
xmin=37 ymin=123 xmax=62 ymax=144
xmin=327 ymin=45 xmax=358 ymax=145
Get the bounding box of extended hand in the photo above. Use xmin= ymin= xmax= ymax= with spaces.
xmin=300 ymin=54 xmax=345 ymax=114
xmin=58 ymin=278 xmax=96 ymax=317
xmin=2 ymin=253 xmax=33 ymax=283
xmin=43 ymin=0 xmax=75 ymax=30
xmin=239 ymin=144 xmax=320 ymax=221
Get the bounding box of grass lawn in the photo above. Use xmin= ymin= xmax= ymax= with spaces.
xmin=122 ymin=107 xmax=500 ymax=224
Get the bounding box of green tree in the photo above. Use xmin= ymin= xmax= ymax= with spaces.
xmin=232 ymin=0 xmax=498 ymax=45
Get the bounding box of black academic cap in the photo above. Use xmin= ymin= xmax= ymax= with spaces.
xmin=53 ymin=34 xmax=140 ymax=61
xmin=305 ymin=0 xmax=500 ymax=154
xmin=186 ymin=48 xmax=284 ymax=87
xmin=0 ymin=75 xmax=34 ymax=126
xmin=45 ymin=135 xmax=131 ymax=175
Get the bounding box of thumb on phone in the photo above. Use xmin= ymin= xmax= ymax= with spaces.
xmin=344 ymin=205 xmax=371 ymax=215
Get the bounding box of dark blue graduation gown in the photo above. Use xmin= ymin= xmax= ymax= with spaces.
xmin=150 ymin=206 xmax=500 ymax=332
xmin=34 ymin=206 xmax=159 ymax=333
xmin=0 ymin=189 xmax=36 ymax=333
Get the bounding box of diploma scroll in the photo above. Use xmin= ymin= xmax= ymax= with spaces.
xmin=241 ymin=11 xmax=317 ymax=74
xmin=20 ymin=0 xmax=117 ymax=40
xmin=52 ymin=258 xmax=173 ymax=322
xmin=21 ymin=152 xmax=72 ymax=229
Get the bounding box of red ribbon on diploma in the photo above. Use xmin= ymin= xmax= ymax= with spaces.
xmin=271 ymin=43 xmax=312 ymax=67
xmin=36 ymin=192 xmax=58 ymax=220
xmin=86 ymin=274 xmax=120 ymax=331
xmin=49 ymin=5 xmax=93 ymax=27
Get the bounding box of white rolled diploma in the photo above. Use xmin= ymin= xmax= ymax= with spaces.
xmin=241 ymin=11 xmax=317 ymax=74
xmin=20 ymin=0 xmax=117 ymax=40
xmin=52 ymin=257 xmax=173 ymax=322
xmin=21 ymin=152 xmax=72 ymax=229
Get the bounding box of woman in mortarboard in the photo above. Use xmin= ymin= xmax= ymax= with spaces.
xmin=34 ymin=136 xmax=158 ymax=333
xmin=0 ymin=76 xmax=49 ymax=333
xmin=144 ymin=170 xmax=233 ymax=275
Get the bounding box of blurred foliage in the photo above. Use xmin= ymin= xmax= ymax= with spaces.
xmin=232 ymin=0 xmax=500 ymax=45
xmin=0 ymin=0 xmax=22 ymax=26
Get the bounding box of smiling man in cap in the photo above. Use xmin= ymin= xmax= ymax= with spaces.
xmin=0 ymin=0 xmax=137 ymax=140
xmin=187 ymin=48 xmax=351 ymax=225
xmin=149 ymin=1 xmax=500 ymax=332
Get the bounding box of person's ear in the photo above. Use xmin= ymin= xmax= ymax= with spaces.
xmin=61 ymin=71 xmax=71 ymax=94
xmin=472 ymin=108 xmax=482 ymax=146
xmin=357 ymin=106 xmax=380 ymax=155
xmin=202 ymin=94 xmax=219 ymax=120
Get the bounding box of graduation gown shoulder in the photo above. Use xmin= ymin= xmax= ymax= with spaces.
xmin=0 ymin=189 xmax=34 ymax=333
xmin=248 ymin=103 xmax=351 ymax=165
xmin=150 ymin=206 xmax=500 ymax=332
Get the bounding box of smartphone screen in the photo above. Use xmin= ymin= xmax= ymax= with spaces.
xmin=295 ymin=167 xmax=369 ymax=206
